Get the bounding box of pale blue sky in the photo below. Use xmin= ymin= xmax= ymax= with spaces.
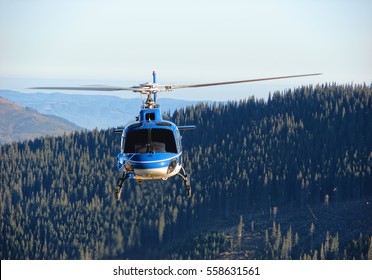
xmin=0 ymin=0 xmax=371 ymax=100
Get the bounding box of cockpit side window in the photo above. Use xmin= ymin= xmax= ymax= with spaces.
xmin=124 ymin=128 xmax=177 ymax=153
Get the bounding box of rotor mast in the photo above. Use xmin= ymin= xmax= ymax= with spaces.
xmin=152 ymin=70 xmax=157 ymax=104
xmin=142 ymin=71 xmax=159 ymax=108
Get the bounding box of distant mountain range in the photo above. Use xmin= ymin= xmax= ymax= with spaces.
xmin=0 ymin=90 xmax=202 ymax=130
xmin=0 ymin=96 xmax=81 ymax=144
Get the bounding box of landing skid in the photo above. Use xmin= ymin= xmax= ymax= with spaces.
xmin=115 ymin=172 xmax=130 ymax=200
xmin=115 ymin=167 xmax=192 ymax=200
xmin=177 ymin=166 xmax=192 ymax=198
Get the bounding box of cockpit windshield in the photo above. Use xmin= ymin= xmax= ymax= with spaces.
xmin=124 ymin=128 xmax=177 ymax=153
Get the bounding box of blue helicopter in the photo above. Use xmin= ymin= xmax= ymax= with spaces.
xmin=113 ymin=72 xmax=196 ymax=199
xmin=33 ymin=71 xmax=321 ymax=200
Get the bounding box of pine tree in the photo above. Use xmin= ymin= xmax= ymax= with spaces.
xmin=310 ymin=223 xmax=315 ymax=251
xmin=237 ymin=214 xmax=244 ymax=250
xmin=158 ymin=211 xmax=166 ymax=243
xmin=368 ymin=237 xmax=372 ymax=260
xmin=330 ymin=233 xmax=339 ymax=259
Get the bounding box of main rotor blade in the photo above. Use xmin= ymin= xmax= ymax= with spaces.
xmin=31 ymin=73 xmax=322 ymax=93
xmin=170 ymin=73 xmax=322 ymax=90
xmin=30 ymin=86 xmax=140 ymax=92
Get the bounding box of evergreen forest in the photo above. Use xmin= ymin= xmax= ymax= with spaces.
xmin=1 ymin=83 xmax=371 ymax=260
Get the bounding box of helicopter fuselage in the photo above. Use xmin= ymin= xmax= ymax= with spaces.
xmin=116 ymin=105 xmax=183 ymax=181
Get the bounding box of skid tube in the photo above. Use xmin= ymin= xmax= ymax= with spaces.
xmin=115 ymin=167 xmax=191 ymax=200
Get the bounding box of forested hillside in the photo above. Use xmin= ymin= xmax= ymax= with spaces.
xmin=1 ymin=83 xmax=371 ymax=259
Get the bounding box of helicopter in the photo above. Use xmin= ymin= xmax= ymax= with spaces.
xmin=32 ymin=71 xmax=321 ymax=200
